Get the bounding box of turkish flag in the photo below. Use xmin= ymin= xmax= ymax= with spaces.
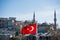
xmin=22 ymin=23 xmax=36 ymax=35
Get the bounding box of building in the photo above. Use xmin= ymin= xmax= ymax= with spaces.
xmin=0 ymin=30 xmax=16 ymax=40
xmin=37 ymin=22 xmax=54 ymax=33
xmin=0 ymin=18 xmax=8 ymax=28
xmin=8 ymin=17 xmax=16 ymax=30
xmin=15 ymin=21 xmax=24 ymax=33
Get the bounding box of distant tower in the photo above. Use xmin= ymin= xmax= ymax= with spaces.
xmin=32 ymin=12 xmax=35 ymax=23
xmin=54 ymin=10 xmax=57 ymax=29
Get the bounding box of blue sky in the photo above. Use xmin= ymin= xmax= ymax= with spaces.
xmin=0 ymin=0 xmax=60 ymax=28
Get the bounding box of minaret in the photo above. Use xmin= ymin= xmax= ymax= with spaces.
xmin=54 ymin=10 xmax=57 ymax=29
xmin=32 ymin=12 xmax=35 ymax=23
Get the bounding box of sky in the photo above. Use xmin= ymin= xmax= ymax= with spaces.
xmin=0 ymin=0 xmax=60 ymax=28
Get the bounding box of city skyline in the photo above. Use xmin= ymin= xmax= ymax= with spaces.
xmin=0 ymin=0 xmax=60 ymax=28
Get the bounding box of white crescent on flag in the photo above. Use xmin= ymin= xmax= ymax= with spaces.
xmin=27 ymin=26 xmax=34 ymax=32
xmin=30 ymin=26 xmax=34 ymax=32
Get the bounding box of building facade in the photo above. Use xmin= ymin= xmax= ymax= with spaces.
xmin=0 ymin=18 xmax=8 ymax=28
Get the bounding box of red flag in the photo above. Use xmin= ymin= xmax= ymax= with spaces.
xmin=22 ymin=23 xmax=36 ymax=35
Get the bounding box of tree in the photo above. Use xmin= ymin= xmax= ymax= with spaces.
xmin=10 ymin=37 xmax=20 ymax=40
